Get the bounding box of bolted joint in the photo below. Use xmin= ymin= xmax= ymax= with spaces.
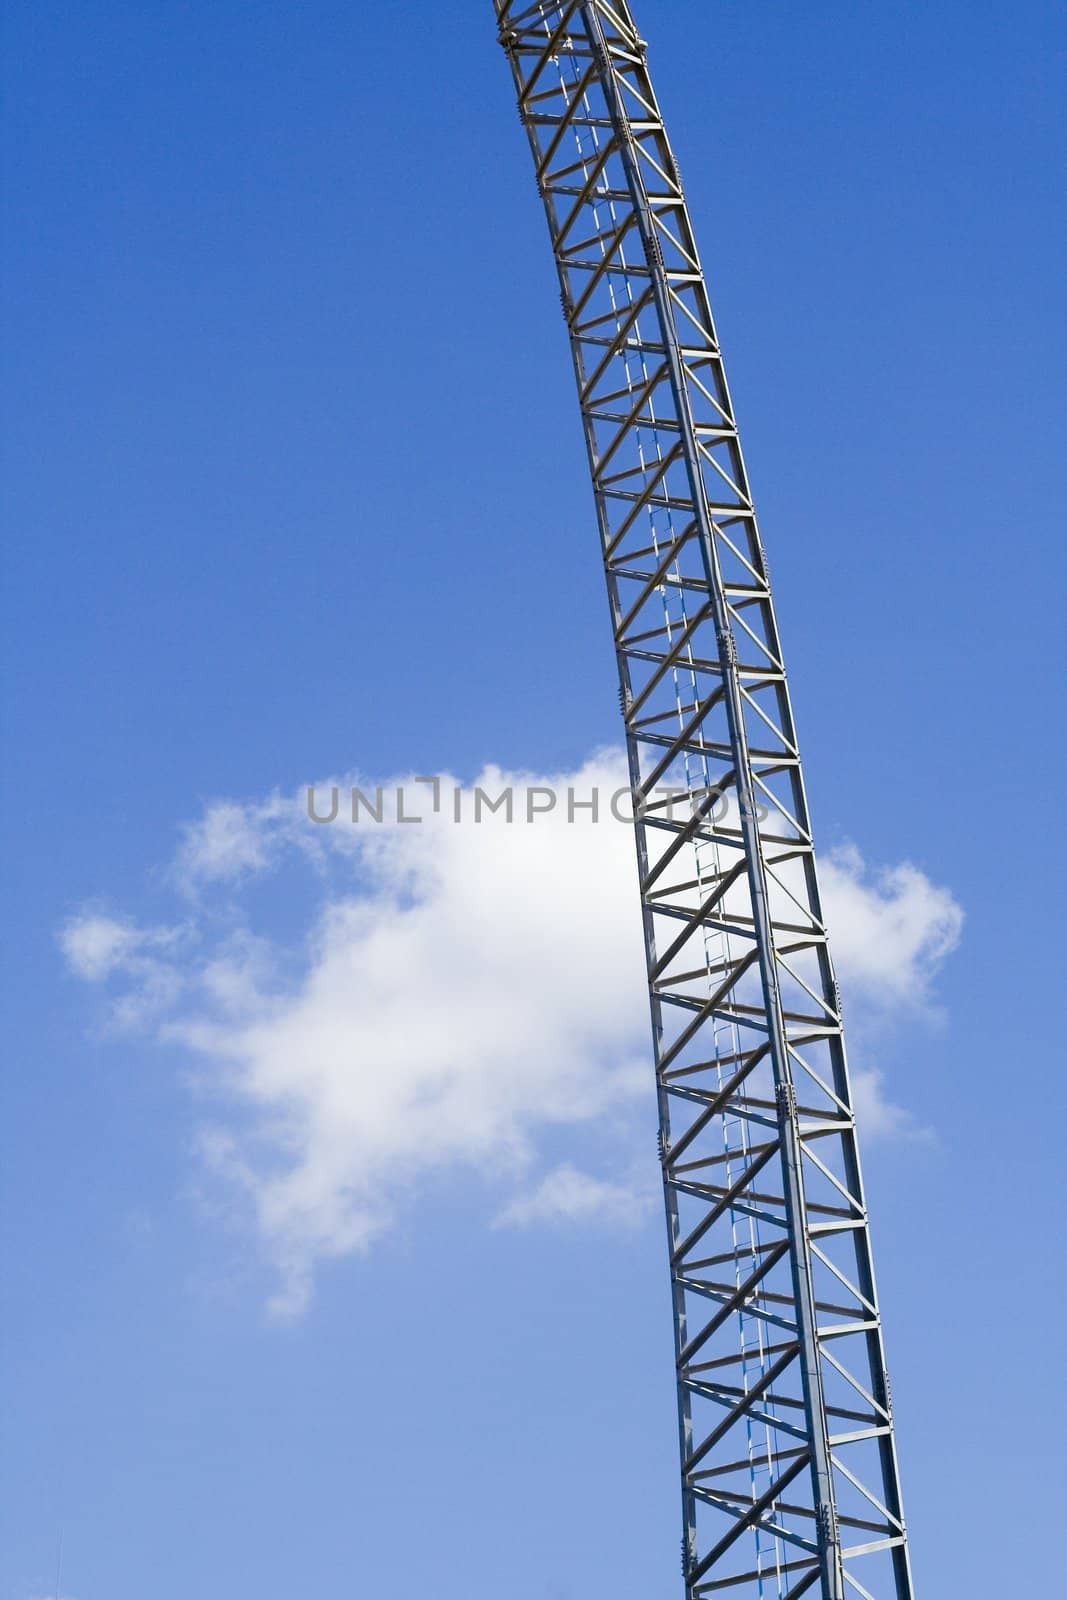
xmin=591 ymin=40 xmax=611 ymax=76
xmin=716 ymin=625 xmax=737 ymax=666
xmin=643 ymin=231 xmax=665 ymax=269
xmin=816 ymin=1501 xmax=837 ymax=1547
xmin=560 ymin=288 xmax=573 ymax=321
xmin=775 ymin=1081 xmax=797 ymax=1123
xmin=498 ymin=25 xmax=520 ymax=53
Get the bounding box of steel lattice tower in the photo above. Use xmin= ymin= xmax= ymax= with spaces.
xmin=494 ymin=5 xmax=914 ymax=1598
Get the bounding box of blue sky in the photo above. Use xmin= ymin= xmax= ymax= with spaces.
xmin=2 ymin=1 xmax=1065 ymax=1596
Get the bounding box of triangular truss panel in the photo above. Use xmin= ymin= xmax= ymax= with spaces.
xmin=494 ymin=4 xmax=913 ymax=1597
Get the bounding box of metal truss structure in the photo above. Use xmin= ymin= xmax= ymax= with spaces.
xmin=494 ymin=5 xmax=914 ymax=1598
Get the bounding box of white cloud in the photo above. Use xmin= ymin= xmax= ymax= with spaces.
xmin=60 ymin=911 xmax=150 ymax=980
xmin=496 ymin=1163 xmax=653 ymax=1229
xmin=174 ymin=797 xmax=284 ymax=889
xmin=59 ymin=911 xmax=190 ymax=1026
xmin=60 ymin=749 xmax=961 ymax=1313
xmin=821 ymin=843 xmax=963 ymax=1011
xmin=851 ymin=1066 xmax=931 ymax=1143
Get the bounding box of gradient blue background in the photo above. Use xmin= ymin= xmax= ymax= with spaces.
xmin=3 ymin=2 xmax=1065 ymax=1596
